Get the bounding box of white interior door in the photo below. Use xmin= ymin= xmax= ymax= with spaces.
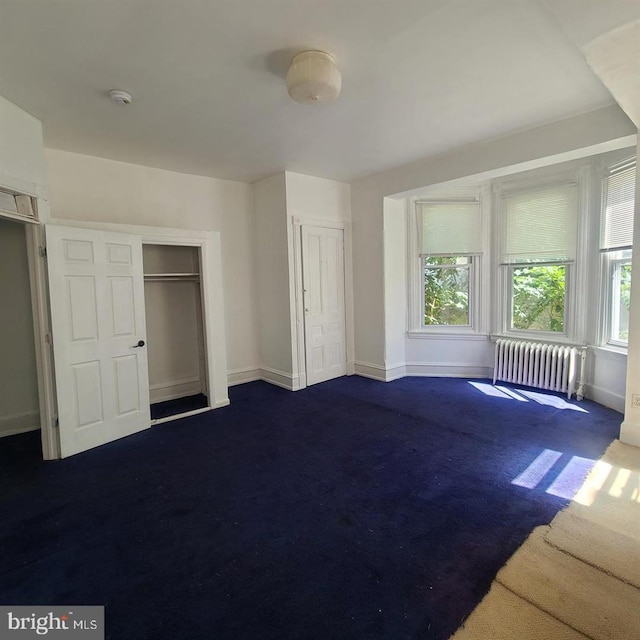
xmin=302 ymin=225 xmax=347 ymax=386
xmin=46 ymin=225 xmax=150 ymax=457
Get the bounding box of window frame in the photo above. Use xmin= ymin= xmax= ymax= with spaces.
xmin=598 ymin=155 xmax=636 ymax=352
xmin=407 ymin=189 xmax=488 ymax=337
xmin=494 ymin=168 xmax=586 ymax=343
xmin=421 ymin=254 xmax=474 ymax=329
xmin=601 ymin=249 xmax=632 ymax=349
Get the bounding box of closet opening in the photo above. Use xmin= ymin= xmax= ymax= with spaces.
xmin=142 ymin=243 xmax=209 ymax=423
xmin=0 ymin=218 xmax=41 ymax=455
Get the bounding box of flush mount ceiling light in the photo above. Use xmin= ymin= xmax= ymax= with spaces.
xmin=286 ymin=51 xmax=341 ymax=104
xmin=109 ymin=89 xmax=133 ymax=105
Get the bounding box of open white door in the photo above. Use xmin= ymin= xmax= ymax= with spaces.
xmin=46 ymin=225 xmax=150 ymax=457
xmin=302 ymin=225 xmax=347 ymax=386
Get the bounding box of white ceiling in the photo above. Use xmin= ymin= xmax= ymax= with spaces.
xmin=0 ymin=0 xmax=636 ymax=183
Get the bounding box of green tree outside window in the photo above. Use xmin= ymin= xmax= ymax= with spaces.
xmin=511 ymin=264 xmax=566 ymax=332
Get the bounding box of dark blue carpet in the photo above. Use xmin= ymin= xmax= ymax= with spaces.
xmin=0 ymin=377 xmax=621 ymax=639
xmin=150 ymin=393 xmax=208 ymax=420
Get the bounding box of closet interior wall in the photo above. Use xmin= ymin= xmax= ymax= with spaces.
xmin=142 ymin=244 xmax=207 ymax=408
xmin=0 ymin=218 xmax=40 ymax=438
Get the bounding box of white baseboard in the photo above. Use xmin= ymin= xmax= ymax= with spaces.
xmin=385 ymin=363 xmax=407 ymax=381
xmin=353 ymin=361 xmax=406 ymax=382
xmin=353 ymin=361 xmax=389 ymax=382
xmin=354 ymin=361 xmax=491 ymax=382
xmin=260 ymin=367 xmax=301 ymax=391
xmin=0 ymin=410 xmax=40 ymax=438
xmin=149 ymin=377 xmax=202 ymax=403
xmin=227 ymin=367 xmax=261 ymax=387
xmin=405 ymin=362 xmax=493 ymax=378
xmin=584 ymin=383 xmax=625 ymax=414
xmin=236 ymin=361 xmax=491 ymax=389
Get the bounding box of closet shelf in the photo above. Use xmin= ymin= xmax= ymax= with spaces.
xmin=144 ymin=272 xmax=200 ymax=282
xmin=144 ymin=272 xmax=200 ymax=277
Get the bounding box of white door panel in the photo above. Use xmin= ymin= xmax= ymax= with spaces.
xmin=302 ymin=226 xmax=347 ymax=386
xmin=46 ymin=225 xmax=150 ymax=457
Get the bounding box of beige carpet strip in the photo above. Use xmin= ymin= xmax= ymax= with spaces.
xmin=496 ymin=526 xmax=640 ymax=640
xmin=451 ymin=582 xmax=589 ymax=640
xmin=598 ymin=439 xmax=640 ymax=472
xmin=450 ymin=439 xmax=640 ymax=640
xmin=570 ymin=440 xmax=640 ymax=541
xmin=544 ymin=510 xmax=640 ymax=589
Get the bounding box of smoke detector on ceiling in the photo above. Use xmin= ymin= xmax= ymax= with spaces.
xmin=109 ymin=89 xmax=133 ymax=105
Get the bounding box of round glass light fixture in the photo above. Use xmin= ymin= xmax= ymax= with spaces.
xmin=286 ymin=51 xmax=341 ymax=104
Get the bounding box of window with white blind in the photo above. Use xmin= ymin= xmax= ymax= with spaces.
xmin=500 ymin=182 xmax=579 ymax=335
xmin=417 ymin=200 xmax=482 ymax=328
xmin=600 ymin=157 xmax=636 ymax=347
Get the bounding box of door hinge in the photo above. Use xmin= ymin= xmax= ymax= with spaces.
xmin=52 ymin=416 xmax=59 ymax=430
xmin=38 ymin=245 xmax=47 ymax=258
xmin=45 ymin=333 xmax=53 ymax=345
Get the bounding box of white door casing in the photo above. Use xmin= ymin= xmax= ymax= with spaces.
xmin=302 ymin=226 xmax=347 ymax=386
xmin=46 ymin=225 xmax=150 ymax=457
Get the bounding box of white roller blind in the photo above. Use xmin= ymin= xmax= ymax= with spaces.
xmin=502 ymin=183 xmax=578 ymax=264
xmin=600 ymin=158 xmax=636 ymax=250
xmin=418 ymin=201 xmax=482 ymax=255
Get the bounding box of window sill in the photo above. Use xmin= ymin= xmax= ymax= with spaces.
xmin=491 ymin=332 xmax=582 ymax=347
xmin=407 ymin=331 xmax=488 ymax=341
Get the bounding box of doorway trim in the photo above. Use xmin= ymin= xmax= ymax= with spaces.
xmin=291 ymin=216 xmax=355 ymax=390
xmin=26 ymin=223 xmax=58 ymax=459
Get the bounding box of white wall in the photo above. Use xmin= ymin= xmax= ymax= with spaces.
xmin=0 ymin=95 xmax=47 ymax=197
xmin=144 ymin=281 xmax=205 ymax=402
xmin=352 ymin=181 xmax=386 ymax=370
xmin=285 ymin=172 xmax=351 ymax=222
xmin=0 ymin=219 xmax=40 ymax=436
xmin=253 ymin=173 xmax=293 ymax=385
xmin=405 ymin=337 xmax=494 ymax=379
xmin=381 ymin=197 xmax=407 ymax=380
xmin=588 ymin=349 xmax=627 ymax=413
xmin=44 ymin=149 xmax=259 ymax=382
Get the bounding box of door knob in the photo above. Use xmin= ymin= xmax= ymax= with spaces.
xmin=133 ymin=340 xmax=145 ymax=348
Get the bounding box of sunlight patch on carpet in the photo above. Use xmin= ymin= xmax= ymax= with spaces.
xmin=574 ymin=455 xmax=640 ymax=506
xmin=517 ymin=390 xmax=588 ymax=413
xmin=512 ymin=449 xmax=563 ymax=489
xmin=546 ymin=456 xmax=597 ymax=499
xmin=468 ymin=382 xmax=520 ymax=400
xmin=512 ymin=450 xmax=598 ymax=497
xmin=468 ymin=382 xmax=588 ymax=412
